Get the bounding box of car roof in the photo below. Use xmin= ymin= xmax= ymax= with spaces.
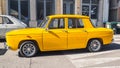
xmin=48 ymin=14 xmax=90 ymax=19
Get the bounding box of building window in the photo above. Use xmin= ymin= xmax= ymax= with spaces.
xmin=37 ymin=0 xmax=55 ymax=21
xmin=9 ymin=0 xmax=30 ymax=25
xmin=109 ymin=9 xmax=117 ymax=21
xmin=9 ymin=0 xmax=19 ymax=18
xmin=82 ymin=0 xmax=98 ymax=19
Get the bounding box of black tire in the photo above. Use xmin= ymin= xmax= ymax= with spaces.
xmin=18 ymin=51 xmax=24 ymax=57
xmin=87 ymin=39 xmax=102 ymax=52
xmin=19 ymin=41 xmax=38 ymax=57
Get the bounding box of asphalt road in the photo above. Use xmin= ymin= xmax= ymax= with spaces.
xmin=0 ymin=35 xmax=120 ymax=68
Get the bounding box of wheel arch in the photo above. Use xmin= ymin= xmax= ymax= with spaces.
xmin=18 ymin=40 xmax=40 ymax=51
xmin=87 ymin=38 xmax=103 ymax=47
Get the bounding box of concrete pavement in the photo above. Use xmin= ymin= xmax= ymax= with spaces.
xmin=0 ymin=40 xmax=75 ymax=68
xmin=63 ymin=44 xmax=120 ymax=68
xmin=0 ymin=44 xmax=75 ymax=68
xmin=63 ymin=35 xmax=120 ymax=68
xmin=0 ymin=35 xmax=120 ymax=68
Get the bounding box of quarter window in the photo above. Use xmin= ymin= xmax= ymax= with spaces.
xmin=68 ymin=18 xmax=84 ymax=28
xmin=0 ymin=17 xmax=13 ymax=24
xmin=3 ymin=17 xmax=13 ymax=24
xmin=49 ymin=18 xmax=65 ymax=29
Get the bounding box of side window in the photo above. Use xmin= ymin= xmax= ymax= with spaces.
xmin=3 ymin=17 xmax=13 ymax=24
xmin=0 ymin=17 xmax=3 ymax=24
xmin=68 ymin=18 xmax=84 ymax=28
xmin=49 ymin=18 xmax=65 ymax=29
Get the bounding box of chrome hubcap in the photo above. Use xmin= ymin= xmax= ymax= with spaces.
xmin=22 ymin=43 xmax=36 ymax=56
xmin=90 ymin=40 xmax=101 ymax=51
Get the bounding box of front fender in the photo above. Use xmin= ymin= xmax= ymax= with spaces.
xmin=6 ymin=34 xmax=43 ymax=50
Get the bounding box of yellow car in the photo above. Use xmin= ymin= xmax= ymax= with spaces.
xmin=6 ymin=15 xmax=113 ymax=57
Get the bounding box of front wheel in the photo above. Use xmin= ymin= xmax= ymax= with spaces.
xmin=87 ymin=39 xmax=102 ymax=52
xmin=19 ymin=41 xmax=38 ymax=57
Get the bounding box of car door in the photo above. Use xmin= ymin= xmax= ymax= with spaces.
xmin=43 ymin=18 xmax=67 ymax=50
xmin=0 ymin=16 xmax=6 ymax=38
xmin=67 ymin=18 xmax=88 ymax=49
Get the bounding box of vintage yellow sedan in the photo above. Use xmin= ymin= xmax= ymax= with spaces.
xmin=6 ymin=15 xmax=113 ymax=57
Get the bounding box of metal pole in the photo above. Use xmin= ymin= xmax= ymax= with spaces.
xmin=6 ymin=0 xmax=9 ymax=15
xmin=44 ymin=0 xmax=46 ymax=18
xmin=18 ymin=0 xmax=21 ymax=20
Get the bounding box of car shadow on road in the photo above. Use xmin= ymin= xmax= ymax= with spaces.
xmin=35 ymin=51 xmax=64 ymax=57
xmin=102 ymin=43 xmax=120 ymax=51
xmin=35 ymin=43 xmax=120 ymax=57
xmin=0 ymin=49 xmax=7 ymax=55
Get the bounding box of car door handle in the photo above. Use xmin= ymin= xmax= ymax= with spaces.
xmin=82 ymin=30 xmax=87 ymax=32
xmin=62 ymin=30 xmax=68 ymax=33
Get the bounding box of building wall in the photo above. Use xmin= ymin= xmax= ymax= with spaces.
xmin=55 ymin=0 xmax=62 ymax=14
xmin=75 ymin=0 xmax=82 ymax=14
xmin=55 ymin=0 xmax=109 ymax=27
xmin=98 ymin=0 xmax=109 ymax=27
xmin=2 ymin=0 xmax=110 ymax=27
xmin=0 ymin=0 xmax=7 ymax=15
xmin=0 ymin=4 xmax=1 ymax=15
xmin=103 ymin=0 xmax=109 ymax=22
xmin=0 ymin=0 xmax=3 ymax=15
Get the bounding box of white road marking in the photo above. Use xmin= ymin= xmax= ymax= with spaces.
xmin=64 ymin=49 xmax=119 ymax=60
xmin=63 ymin=35 xmax=120 ymax=68
xmin=63 ymin=50 xmax=120 ymax=68
xmin=72 ymin=57 xmax=120 ymax=68
xmin=92 ymin=66 xmax=120 ymax=68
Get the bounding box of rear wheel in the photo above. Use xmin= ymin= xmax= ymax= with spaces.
xmin=87 ymin=39 xmax=102 ymax=52
xmin=19 ymin=41 xmax=38 ymax=57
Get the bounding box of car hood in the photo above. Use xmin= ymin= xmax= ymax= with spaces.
xmin=6 ymin=28 xmax=44 ymax=36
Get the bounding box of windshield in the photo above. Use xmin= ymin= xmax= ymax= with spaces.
xmin=38 ymin=17 xmax=48 ymax=28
